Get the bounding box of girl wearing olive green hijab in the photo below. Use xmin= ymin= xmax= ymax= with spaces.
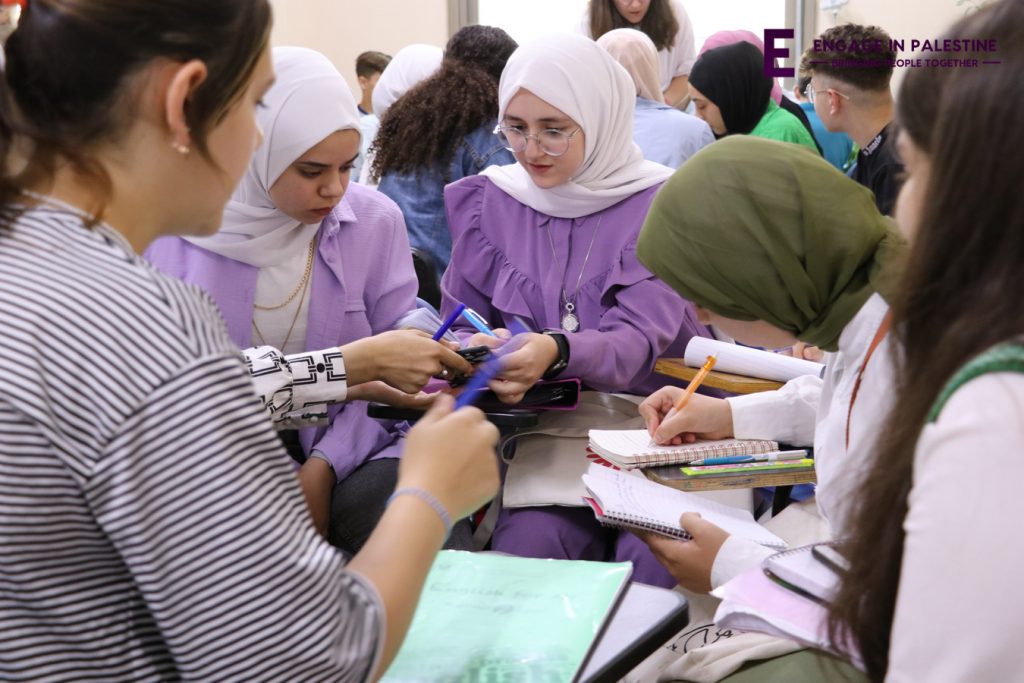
xmin=630 ymin=136 xmax=904 ymax=675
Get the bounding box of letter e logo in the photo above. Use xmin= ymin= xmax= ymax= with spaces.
xmin=763 ymin=28 xmax=795 ymax=78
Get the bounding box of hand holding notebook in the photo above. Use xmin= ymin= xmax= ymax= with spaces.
xmin=581 ymin=464 xmax=785 ymax=548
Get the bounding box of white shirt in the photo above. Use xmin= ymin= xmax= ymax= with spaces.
xmin=886 ymin=372 xmax=1024 ymax=682
xmin=251 ymin=241 xmax=314 ymax=355
xmin=711 ymin=294 xmax=895 ymax=587
xmin=578 ymin=0 xmax=697 ymax=91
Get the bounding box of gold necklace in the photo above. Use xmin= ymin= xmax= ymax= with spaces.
xmin=252 ymin=237 xmax=316 ymax=351
xmin=253 ymin=237 xmax=316 ymax=311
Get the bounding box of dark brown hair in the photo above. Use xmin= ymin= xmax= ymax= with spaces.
xmin=589 ymin=0 xmax=679 ymax=52
xmin=356 ymin=50 xmax=391 ymax=79
xmin=370 ymin=25 xmax=516 ymax=182
xmin=800 ymin=24 xmax=895 ymax=92
xmin=0 ymin=0 xmax=271 ymax=219
xmin=827 ymin=3 xmax=1024 ymax=679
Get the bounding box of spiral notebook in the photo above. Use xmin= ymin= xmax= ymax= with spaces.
xmin=762 ymin=543 xmax=846 ymax=605
xmin=581 ymin=464 xmax=785 ymax=547
xmin=588 ymin=429 xmax=779 ymax=469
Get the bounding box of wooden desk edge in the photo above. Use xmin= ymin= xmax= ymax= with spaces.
xmin=655 ymin=359 xmax=784 ymax=394
xmin=644 ymin=468 xmax=817 ymax=492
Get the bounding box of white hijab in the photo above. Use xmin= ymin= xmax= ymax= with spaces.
xmin=597 ymin=29 xmax=663 ymax=102
xmin=187 ymin=46 xmax=360 ymax=267
xmin=481 ymin=33 xmax=671 ymax=219
xmin=371 ymin=44 xmax=443 ymax=118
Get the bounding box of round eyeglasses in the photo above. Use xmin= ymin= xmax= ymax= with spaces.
xmin=494 ymin=124 xmax=582 ymax=158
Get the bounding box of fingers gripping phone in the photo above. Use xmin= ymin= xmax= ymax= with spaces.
xmin=455 ymin=345 xmax=493 ymax=363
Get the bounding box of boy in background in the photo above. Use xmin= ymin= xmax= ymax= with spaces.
xmin=800 ymin=24 xmax=903 ymax=214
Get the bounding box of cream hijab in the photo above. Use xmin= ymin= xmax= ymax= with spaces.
xmin=370 ymin=44 xmax=443 ymax=118
xmin=481 ymin=33 xmax=671 ymax=219
xmin=596 ymin=28 xmax=663 ymax=102
xmin=187 ymin=46 xmax=360 ymax=267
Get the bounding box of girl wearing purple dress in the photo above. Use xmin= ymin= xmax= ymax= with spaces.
xmin=439 ymin=34 xmax=713 ymax=586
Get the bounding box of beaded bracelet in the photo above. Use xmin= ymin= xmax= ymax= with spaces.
xmin=387 ymin=487 xmax=453 ymax=538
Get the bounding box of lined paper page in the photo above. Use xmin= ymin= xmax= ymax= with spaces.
xmin=684 ymin=337 xmax=825 ymax=383
xmin=583 ymin=464 xmax=785 ymax=548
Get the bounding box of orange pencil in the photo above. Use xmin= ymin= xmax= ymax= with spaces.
xmin=652 ymin=353 xmax=717 ymax=445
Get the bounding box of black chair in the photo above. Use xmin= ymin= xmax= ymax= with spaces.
xmin=411 ymin=247 xmax=442 ymax=310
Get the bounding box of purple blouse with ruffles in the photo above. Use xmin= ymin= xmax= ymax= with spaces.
xmin=440 ymin=175 xmax=711 ymax=396
xmin=145 ymin=183 xmax=417 ymax=481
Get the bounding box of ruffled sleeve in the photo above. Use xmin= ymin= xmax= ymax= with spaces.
xmin=563 ymin=234 xmax=703 ymax=393
xmin=441 ymin=177 xmax=545 ymax=336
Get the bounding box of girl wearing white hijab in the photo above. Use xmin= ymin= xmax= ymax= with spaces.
xmin=598 ymin=28 xmax=713 ymax=168
xmin=438 ymin=33 xmax=715 ymax=586
xmin=146 ymin=46 xmax=471 ymax=550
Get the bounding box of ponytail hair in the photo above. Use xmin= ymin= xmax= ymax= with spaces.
xmin=0 ymin=0 xmax=271 ymax=221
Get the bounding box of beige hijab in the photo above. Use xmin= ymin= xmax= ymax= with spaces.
xmin=596 ymin=28 xmax=663 ymax=102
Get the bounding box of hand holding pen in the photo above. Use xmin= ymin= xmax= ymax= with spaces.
xmin=452 ymin=319 xmax=531 ymax=409
xmin=641 ymin=355 xmax=735 ymax=446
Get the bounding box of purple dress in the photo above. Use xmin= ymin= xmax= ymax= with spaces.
xmin=441 ymin=175 xmax=713 ymax=586
xmin=145 ymin=183 xmax=418 ymax=482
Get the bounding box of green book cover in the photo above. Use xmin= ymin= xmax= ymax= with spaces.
xmin=680 ymin=458 xmax=816 ymax=477
xmin=382 ymin=551 xmax=631 ymax=682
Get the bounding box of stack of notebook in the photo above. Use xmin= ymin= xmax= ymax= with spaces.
xmin=588 ymin=429 xmax=780 ymax=469
xmin=711 ymin=543 xmax=857 ymax=665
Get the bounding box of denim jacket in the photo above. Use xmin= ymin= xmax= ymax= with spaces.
xmin=378 ymin=119 xmax=514 ymax=271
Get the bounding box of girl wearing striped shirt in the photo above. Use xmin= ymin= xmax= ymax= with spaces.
xmin=0 ymin=2 xmax=499 ymax=681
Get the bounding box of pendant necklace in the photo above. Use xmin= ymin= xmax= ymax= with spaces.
xmin=543 ymin=215 xmax=602 ymax=333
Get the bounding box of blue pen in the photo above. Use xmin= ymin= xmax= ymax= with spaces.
xmin=693 ymin=450 xmax=807 ymax=466
xmin=453 ymin=321 xmax=529 ymax=409
xmin=453 ymin=353 xmax=504 ymax=409
xmin=432 ymin=303 xmax=466 ymax=341
xmin=461 ymin=306 xmax=497 ymax=337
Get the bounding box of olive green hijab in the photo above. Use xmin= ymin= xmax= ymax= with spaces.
xmin=637 ymin=136 xmax=906 ymax=351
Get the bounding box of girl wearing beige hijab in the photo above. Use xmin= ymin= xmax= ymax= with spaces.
xmin=598 ymin=28 xmax=712 ymax=168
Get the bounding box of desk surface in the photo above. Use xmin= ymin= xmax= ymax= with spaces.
xmin=580 ymin=583 xmax=689 ymax=682
xmin=655 ymin=359 xmax=784 ymax=394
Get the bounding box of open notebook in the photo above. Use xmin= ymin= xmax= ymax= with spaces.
xmin=684 ymin=336 xmax=825 ymax=383
xmin=588 ymin=429 xmax=779 ymax=468
xmin=581 ymin=464 xmax=785 ymax=548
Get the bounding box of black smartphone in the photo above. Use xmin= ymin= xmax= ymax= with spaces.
xmin=456 ymin=345 xmax=492 ymax=363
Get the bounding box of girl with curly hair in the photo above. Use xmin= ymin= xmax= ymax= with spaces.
xmin=372 ymin=25 xmax=518 ymax=272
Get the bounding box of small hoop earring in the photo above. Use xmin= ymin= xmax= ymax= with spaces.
xmin=172 ymin=142 xmax=191 ymax=155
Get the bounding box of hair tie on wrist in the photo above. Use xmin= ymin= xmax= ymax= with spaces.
xmin=387 ymin=487 xmax=453 ymax=537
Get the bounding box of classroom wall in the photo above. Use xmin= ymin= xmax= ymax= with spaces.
xmin=269 ymin=0 xmax=449 ymax=103
xmin=267 ymin=0 xmax=977 ymax=100
xmin=815 ymin=0 xmax=979 ymax=88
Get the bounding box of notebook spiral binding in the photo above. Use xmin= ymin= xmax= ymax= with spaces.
xmin=604 ymin=513 xmax=692 ymax=540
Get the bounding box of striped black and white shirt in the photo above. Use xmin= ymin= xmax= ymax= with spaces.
xmin=0 ymin=208 xmax=383 ymax=681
